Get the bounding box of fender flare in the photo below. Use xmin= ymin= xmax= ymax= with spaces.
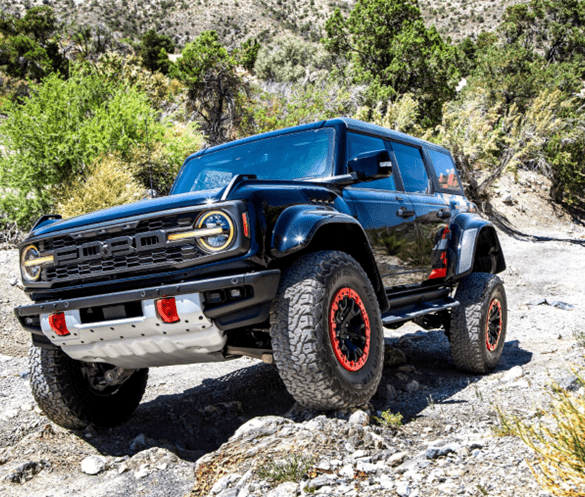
xmin=449 ymin=213 xmax=506 ymax=279
xmin=270 ymin=204 xmax=388 ymax=312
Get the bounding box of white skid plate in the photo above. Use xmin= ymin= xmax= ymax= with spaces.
xmin=40 ymin=293 xmax=226 ymax=368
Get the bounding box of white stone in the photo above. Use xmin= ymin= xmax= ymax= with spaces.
xmin=355 ymin=460 xmax=377 ymax=474
xmin=81 ymin=455 xmax=107 ymax=475
xmin=339 ymin=464 xmax=355 ymax=478
xmin=266 ymin=482 xmax=298 ymax=497
xmin=134 ymin=464 xmax=149 ymax=479
xmin=405 ymin=380 xmax=420 ymax=392
xmin=378 ymin=476 xmax=395 ymax=490
xmin=232 ymin=416 xmax=289 ymax=440
xmin=388 ymin=451 xmax=408 ymax=466
xmin=396 ymin=480 xmax=411 ymax=497
xmin=348 ymin=410 xmax=369 ymax=426
xmin=502 ymin=366 xmax=523 ymax=383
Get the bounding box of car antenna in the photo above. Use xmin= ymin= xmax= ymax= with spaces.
xmin=145 ymin=115 xmax=154 ymax=198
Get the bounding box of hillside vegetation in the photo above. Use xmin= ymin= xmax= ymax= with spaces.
xmin=0 ymin=0 xmax=521 ymax=47
xmin=0 ymin=0 xmax=583 ymax=236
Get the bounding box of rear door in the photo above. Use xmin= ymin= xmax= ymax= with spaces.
xmin=387 ymin=141 xmax=451 ymax=282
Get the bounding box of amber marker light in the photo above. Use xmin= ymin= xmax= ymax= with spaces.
xmin=242 ymin=212 xmax=250 ymax=238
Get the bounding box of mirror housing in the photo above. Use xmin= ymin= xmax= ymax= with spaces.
xmin=348 ymin=149 xmax=393 ymax=180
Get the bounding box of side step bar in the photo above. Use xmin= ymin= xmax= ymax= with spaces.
xmin=382 ymin=296 xmax=460 ymax=326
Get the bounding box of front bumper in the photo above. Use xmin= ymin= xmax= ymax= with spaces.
xmin=15 ymin=270 xmax=281 ymax=368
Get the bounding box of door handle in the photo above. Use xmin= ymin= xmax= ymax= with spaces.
xmin=397 ymin=207 xmax=415 ymax=218
xmin=437 ymin=209 xmax=452 ymax=219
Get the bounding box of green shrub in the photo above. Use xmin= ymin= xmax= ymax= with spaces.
xmin=242 ymin=82 xmax=354 ymax=136
xmin=127 ymin=123 xmax=205 ymax=196
xmin=254 ymin=36 xmax=332 ymax=83
xmin=56 ymin=154 xmax=144 ymax=219
xmin=256 ymin=454 xmax=313 ymax=484
xmin=374 ymin=410 xmax=403 ymax=428
xmin=0 ymin=67 xmax=164 ymax=229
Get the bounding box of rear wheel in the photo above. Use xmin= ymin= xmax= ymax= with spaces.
xmin=449 ymin=273 xmax=507 ymax=373
xmin=270 ymin=251 xmax=384 ymax=409
xmin=29 ymin=346 xmax=148 ymax=429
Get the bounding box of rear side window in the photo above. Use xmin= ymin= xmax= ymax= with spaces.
xmin=390 ymin=142 xmax=429 ymax=193
xmin=347 ymin=132 xmax=397 ymax=191
xmin=427 ymin=149 xmax=463 ymax=193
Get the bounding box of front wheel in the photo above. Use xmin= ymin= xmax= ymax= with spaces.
xmin=449 ymin=273 xmax=507 ymax=373
xmin=269 ymin=251 xmax=384 ymax=410
xmin=29 ymin=346 xmax=148 ymax=429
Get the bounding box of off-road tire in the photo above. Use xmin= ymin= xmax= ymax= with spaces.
xmin=270 ymin=251 xmax=384 ymax=410
xmin=29 ymin=346 xmax=148 ymax=429
xmin=450 ymin=273 xmax=507 ymax=373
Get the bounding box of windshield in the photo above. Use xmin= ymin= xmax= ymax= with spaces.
xmin=172 ymin=128 xmax=335 ymax=194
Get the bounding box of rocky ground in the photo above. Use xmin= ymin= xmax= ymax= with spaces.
xmin=0 ymin=172 xmax=584 ymax=497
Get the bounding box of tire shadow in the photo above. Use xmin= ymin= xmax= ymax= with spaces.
xmin=373 ymin=328 xmax=533 ymax=421
xmin=79 ymin=329 xmax=531 ymax=462
xmin=80 ymin=361 xmax=294 ymax=461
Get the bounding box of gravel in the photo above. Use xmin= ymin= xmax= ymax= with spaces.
xmin=0 ymin=217 xmax=584 ymax=497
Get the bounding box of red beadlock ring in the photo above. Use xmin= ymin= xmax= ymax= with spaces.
xmin=485 ymin=298 xmax=503 ymax=352
xmin=328 ymin=287 xmax=371 ymax=372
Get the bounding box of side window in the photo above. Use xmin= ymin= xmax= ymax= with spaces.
xmin=427 ymin=148 xmax=463 ymax=193
xmin=347 ymin=132 xmax=397 ymax=191
xmin=390 ymin=141 xmax=429 ymax=193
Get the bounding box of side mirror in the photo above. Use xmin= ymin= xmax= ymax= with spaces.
xmin=348 ymin=149 xmax=393 ymax=180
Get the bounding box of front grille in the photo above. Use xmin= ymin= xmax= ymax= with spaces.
xmin=38 ymin=212 xmax=204 ymax=284
xmin=40 ymin=215 xmax=193 ymax=252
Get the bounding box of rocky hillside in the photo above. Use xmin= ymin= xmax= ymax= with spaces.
xmin=0 ymin=0 xmax=520 ymax=47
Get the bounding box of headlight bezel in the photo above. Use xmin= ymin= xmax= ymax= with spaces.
xmin=21 ymin=245 xmax=44 ymax=282
xmin=193 ymin=210 xmax=236 ymax=253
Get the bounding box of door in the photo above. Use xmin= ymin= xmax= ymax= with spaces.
xmin=388 ymin=141 xmax=450 ymax=281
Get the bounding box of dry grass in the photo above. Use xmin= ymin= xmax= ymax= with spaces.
xmin=56 ymin=155 xmax=144 ymax=219
xmin=498 ymin=378 xmax=585 ymax=497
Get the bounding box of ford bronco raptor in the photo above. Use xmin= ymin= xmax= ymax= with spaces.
xmin=15 ymin=118 xmax=506 ymax=429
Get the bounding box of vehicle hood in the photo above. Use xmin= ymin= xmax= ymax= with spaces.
xmin=29 ymin=190 xmax=225 ymax=238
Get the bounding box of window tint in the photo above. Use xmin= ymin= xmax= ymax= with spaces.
xmin=172 ymin=129 xmax=334 ymax=194
xmin=347 ymin=132 xmax=397 ymax=191
xmin=391 ymin=142 xmax=429 ymax=193
xmin=427 ymin=149 xmax=463 ymax=193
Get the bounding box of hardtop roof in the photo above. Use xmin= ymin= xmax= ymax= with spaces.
xmin=183 ymin=117 xmax=451 ymax=162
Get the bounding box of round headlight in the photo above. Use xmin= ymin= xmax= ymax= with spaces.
xmin=21 ymin=245 xmax=42 ymax=282
xmin=195 ymin=211 xmax=235 ymax=253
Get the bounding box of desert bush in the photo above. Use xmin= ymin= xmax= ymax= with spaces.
xmin=126 ymin=122 xmax=205 ymax=196
xmin=254 ymin=36 xmax=332 ymax=83
xmin=0 ymin=68 xmax=164 ymax=229
xmin=498 ymin=377 xmax=585 ymax=496
xmin=432 ymin=87 xmax=569 ymax=204
xmin=354 ymin=93 xmax=421 ymax=136
xmin=56 ymin=154 xmax=144 ymax=219
xmin=242 ymin=82 xmax=357 ymax=135
xmin=87 ymin=51 xmax=184 ymax=109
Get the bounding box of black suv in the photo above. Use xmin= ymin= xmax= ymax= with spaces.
xmin=15 ymin=118 xmax=506 ymax=429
